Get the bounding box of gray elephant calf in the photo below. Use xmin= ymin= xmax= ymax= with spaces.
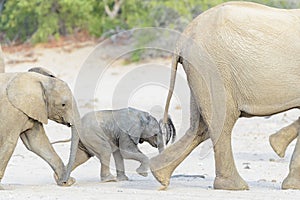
xmin=57 ymin=107 xmax=175 ymax=182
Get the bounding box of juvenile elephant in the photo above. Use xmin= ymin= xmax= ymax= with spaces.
xmin=59 ymin=107 xmax=176 ymax=182
xmin=0 ymin=71 xmax=81 ymax=189
xmin=150 ymin=1 xmax=300 ymax=190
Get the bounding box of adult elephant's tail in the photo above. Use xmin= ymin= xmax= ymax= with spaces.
xmin=163 ymin=54 xmax=179 ymax=124
xmin=161 ymin=53 xmax=180 ymax=144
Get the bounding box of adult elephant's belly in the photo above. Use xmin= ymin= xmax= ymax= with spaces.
xmin=236 ymin=65 xmax=300 ymax=117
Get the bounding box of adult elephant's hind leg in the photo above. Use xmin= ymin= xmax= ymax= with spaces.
xmin=150 ymin=93 xmax=209 ymax=190
xmin=212 ymin=108 xmax=248 ymax=190
xmin=282 ymin=134 xmax=300 ymax=189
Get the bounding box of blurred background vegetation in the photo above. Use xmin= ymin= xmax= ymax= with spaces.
xmin=0 ymin=0 xmax=299 ymax=45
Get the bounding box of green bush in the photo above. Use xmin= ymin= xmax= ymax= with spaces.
xmin=0 ymin=0 xmax=94 ymax=43
xmin=0 ymin=0 xmax=299 ymax=44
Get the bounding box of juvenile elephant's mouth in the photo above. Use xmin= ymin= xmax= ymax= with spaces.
xmin=61 ymin=120 xmax=72 ymax=127
xmin=60 ymin=117 xmax=72 ymax=127
xmin=150 ymin=141 xmax=158 ymax=148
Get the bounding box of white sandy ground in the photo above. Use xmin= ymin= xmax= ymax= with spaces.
xmin=1 ymin=43 xmax=300 ymax=199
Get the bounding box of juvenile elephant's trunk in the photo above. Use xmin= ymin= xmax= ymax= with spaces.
xmin=61 ymin=100 xmax=81 ymax=184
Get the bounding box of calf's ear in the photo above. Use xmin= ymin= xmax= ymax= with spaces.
xmin=7 ymin=73 xmax=48 ymax=124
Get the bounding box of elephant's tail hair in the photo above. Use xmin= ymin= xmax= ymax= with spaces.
xmin=51 ymin=138 xmax=71 ymax=144
xmin=159 ymin=115 xmax=176 ymax=145
xmin=163 ymin=53 xmax=180 ymax=124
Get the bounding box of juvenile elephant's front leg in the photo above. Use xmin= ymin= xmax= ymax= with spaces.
xmin=119 ymin=137 xmax=149 ymax=177
xmin=20 ymin=122 xmax=75 ymax=186
xmin=0 ymin=129 xmax=20 ymax=190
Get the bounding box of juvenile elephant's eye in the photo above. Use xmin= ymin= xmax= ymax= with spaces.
xmin=62 ymin=103 xmax=66 ymax=107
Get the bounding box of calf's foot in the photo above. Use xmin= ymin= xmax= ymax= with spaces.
xmin=136 ymin=165 xmax=148 ymax=177
xmin=101 ymin=174 xmax=116 ymax=182
xmin=117 ymin=174 xmax=129 ymax=181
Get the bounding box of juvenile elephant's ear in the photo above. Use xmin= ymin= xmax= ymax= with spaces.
xmin=128 ymin=112 xmax=150 ymax=145
xmin=117 ymin=109 xmax=145 ymax=145
xmin=7 ymin=73 xmax=48 ymax=124
xmin=128 ymin=123 xmax=143 ymax=145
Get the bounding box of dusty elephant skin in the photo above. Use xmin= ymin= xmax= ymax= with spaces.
xmin=0 ymin=71 xmax=81 ymax=190
xmin=150 ymin=1 xmax=300 ymax=190
xmin=63 ymin=107 xmax=176 ymax=182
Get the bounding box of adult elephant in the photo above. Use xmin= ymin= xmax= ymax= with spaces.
xmin=150 ymin=1 xmax=300 ymax=190
xmin=0 ymin=71 xmax=81 ymax=189
xmin=0 ymin=45 xmax=4 ymax=73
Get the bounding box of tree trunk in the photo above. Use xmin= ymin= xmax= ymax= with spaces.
xmin=104 ymin=0 xmax=124 ymax=19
